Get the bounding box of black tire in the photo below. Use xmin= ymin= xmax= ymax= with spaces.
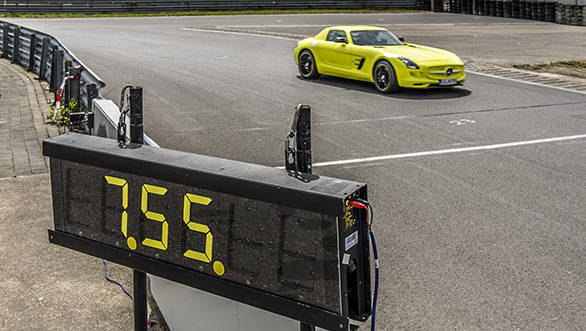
xmin=373 ymin=60 xmax=399 ymax=93
xmin=298 ymin=49 xmax=320 ymax=79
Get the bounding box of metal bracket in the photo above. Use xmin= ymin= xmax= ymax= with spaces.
xmin=285 ymin=104 xmax=312 ymax=174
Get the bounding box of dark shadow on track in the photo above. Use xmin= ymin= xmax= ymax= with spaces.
xmin=297 ymin=75 xmax=472 ymax=99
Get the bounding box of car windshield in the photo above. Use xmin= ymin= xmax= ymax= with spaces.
xmin=350 ymin=30 xmax=402 ymax=46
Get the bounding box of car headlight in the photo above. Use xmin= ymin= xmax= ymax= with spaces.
xmin=398 ymin=57 xmax=419 ymax=69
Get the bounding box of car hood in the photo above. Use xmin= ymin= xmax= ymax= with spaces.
xmin=371 ymin=44 xmax=463 ymax=65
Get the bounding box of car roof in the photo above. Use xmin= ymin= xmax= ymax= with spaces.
xmin=328 ymin=26 xmax=387 ymax=32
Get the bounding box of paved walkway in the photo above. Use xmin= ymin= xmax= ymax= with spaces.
xmin=0 ymin=174 xmax=135 ymax=330
xmin=0 ymin=59 xmax=59 ymax=178
xmin=0 ymin=59 xmax=167 ymax=330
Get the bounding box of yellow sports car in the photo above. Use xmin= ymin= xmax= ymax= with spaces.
xmin=294 ymin=26 xmax=466 ymax=93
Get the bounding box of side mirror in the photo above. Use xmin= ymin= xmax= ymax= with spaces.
xmin=334 ymin=36 xmax=348 ymax=43
xmin=398 ymin=36 xmax=405 ymax=42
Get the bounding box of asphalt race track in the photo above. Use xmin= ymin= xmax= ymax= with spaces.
xmin=7 ymin=13 xmax=585 ymax=330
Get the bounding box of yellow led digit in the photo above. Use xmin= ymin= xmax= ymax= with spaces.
xmin=183 ymin=193 xmax=224 ymax=275
xmin=104 ymin=176 xmax=136 ymax=250
xmin=141 ymin=184 xmax=168 ymax=250
xmin=183 ymin=193 xmax=212 ymax=262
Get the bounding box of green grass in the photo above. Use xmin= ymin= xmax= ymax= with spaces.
xmin=552 ymin=60 xmax=586 ymax=69
xmin=0 ymin=8 xmax=418 ymax=19
xmin=514 ymin=60 xmax=586 ymax=70
xmin=513 ymin=60 xmax=586 ymax=71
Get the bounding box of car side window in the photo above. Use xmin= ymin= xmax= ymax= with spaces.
xmin=326 ymin=30 xmax=347 ymax=42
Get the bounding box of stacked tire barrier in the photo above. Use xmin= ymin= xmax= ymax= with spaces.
xmin=0 ymin=0 xmax=417 ymax=14
xmin=556 ymin=3 xmax=585 ymax=25
xmin=428 ymin=0 xmax=585 ymax=25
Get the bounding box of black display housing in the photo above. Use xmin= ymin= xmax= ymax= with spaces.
xmin=43 ymin=133 xmax=371 ymax=330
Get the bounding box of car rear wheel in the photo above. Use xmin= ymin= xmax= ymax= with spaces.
xmin=373 ymin=60 xmax=399 ymax=93
xmin=298 ymin=49 xmax=320 ymax=79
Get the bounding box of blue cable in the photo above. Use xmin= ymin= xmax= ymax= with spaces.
xmin=102 ymin=259 xmax=134 ymax=311
xmin=354 ymin=200 xmax=380 ymax=330
xmin=369 ymin=229 xmax=379 ymax=331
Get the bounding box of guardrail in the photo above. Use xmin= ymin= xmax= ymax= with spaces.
xmin=0 ymin=0 xmax=418 ymax=14
xmin=0 ymin=21 xmax=157 ymax=145
xmin=0 ymin=22 xmax=103 ymax=112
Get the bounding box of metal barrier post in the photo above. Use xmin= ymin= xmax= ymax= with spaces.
xmin=62 ymin=60 xmax=72 ymax=106
xmin=128 ymin=86 xmax=147 ymax=331
xmin=55 ymin=50 xmax=64 ymax=90
xmin=52 ymin=50 xmax=64 ymax=102
xmin=38 ymin=38 xmax=50 ymax=79
xmin=12 ymin=26 xmax=20 ymax=64
xmin=86 ymin=83 xmax=98 ymax=113
xmin=49 ymin=45 xmax=57 ymax=92
xmin=2 ymin=25 xmax=9 ymax=59
xmin=67 ymin=65 xmax=81 ymax=108
xmin=28 ymin=34 xmax=36 ymax=72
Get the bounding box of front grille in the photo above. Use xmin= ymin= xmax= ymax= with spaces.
xmin=425 ymin=65 xmax=464 ymax=79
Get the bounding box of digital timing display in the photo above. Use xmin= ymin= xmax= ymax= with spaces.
xmin=45 ymin=133 xmax=372 ymax=329
xmin=52 ymin=159 xmax=341 ymax=312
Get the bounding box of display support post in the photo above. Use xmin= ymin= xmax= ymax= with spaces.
xmin=134 ymin=270 xmax=148 ymax=331
xmin=285 ymin=105 xmax=316 ymax=331
xmin=128 ymin=86 xmax=148 ymax=331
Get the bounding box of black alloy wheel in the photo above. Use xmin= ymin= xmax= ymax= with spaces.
xmin=298 ymin=49 xmax=320 ymax=79
xmin=373 ymin=60 xmax=399 ymax=93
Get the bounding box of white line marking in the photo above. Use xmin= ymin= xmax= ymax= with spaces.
xmin=341 ymin=162 xmax=386 ymax=169
xmin=316 ymin=115 xmax=415 ymax=126
xmin=308 ymin=134 xmax=586 ymax=168
xmin=194 ymin=115 xmax=416 ymax=133
xmin=234 ymin=127 xmax=268 ymax=132
xmin=216 ymin=23 xmax=529 ymax=29
xmin=214 ymin=24 xmax=330 ymax=28
xmin=467 ymin=70 xmax=586 ymax=96
xmin=449 ymin=119 xmax=476 ymax=125
xmin=181 ymin=28 xmax=296 ymax=40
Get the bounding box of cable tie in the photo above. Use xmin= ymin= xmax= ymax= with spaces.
xmin=349 ymin=201 xmax=367 ymax=209
xmin=354 ymin=198 xmax=370 ymax=205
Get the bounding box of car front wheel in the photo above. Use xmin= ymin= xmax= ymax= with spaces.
xmin=373 ymin=60 xmax=399 ymax=93
xmin=298 ymin=49 xmax=320 ymax=79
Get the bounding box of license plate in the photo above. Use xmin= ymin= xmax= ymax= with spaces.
xmin=439 ymin=79 xmax=458 ymax=86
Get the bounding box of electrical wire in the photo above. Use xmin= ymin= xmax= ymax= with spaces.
xmin=367 ymin=204 xmax=374 ymax=228
xmin=363 ymin=202 xmax=379 ymax=331
xmin=102 ymin=260 xmax=134 ymax=311
xmin=369 ymin=226 xmax=379 ymax=331
xmin=349 ymin=199 xmax=379 ymax=330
